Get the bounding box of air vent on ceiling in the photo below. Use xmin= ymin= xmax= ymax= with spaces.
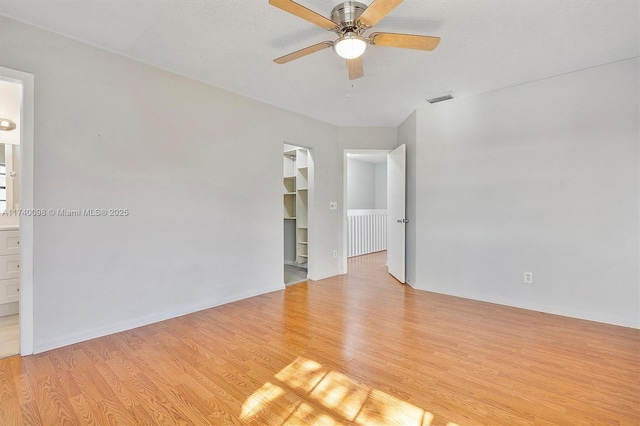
xmin=426 ymin=91 xmax=454 ymax=104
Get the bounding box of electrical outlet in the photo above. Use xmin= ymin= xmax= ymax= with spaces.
xmin=524 ymin=271 xmax=533 ymax=284
xmin=329 ymin=202 xmax=338 ymax=210
xmin=333 ymin=250 xmax=338 ymax=258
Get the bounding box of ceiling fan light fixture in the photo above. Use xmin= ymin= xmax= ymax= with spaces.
xmin=269 ymin=0 xmax=441 ymax=80
xmin=333 ymin=32 xmax=367 ymax=59
xmin=0 ymin=119 xmax=16 ymax=131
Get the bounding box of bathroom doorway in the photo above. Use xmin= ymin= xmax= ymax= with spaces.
xmin=0 ymin=65 xmax=34 ymax=357
xmin=0 ymin=79 xmax=21 ymax=358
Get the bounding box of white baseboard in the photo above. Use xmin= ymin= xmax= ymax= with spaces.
xmin=33 ymin=284 xmax=285 ymax=354
xmin=308 ymin=271 xmax=338 ymax=281
xmin=412 ymin=282 xmax=639 ymax=330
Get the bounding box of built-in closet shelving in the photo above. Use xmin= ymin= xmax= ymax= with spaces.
xmin=283 ymin=149 xmax=296 ymax=220
xmin=283 ymin=146 xmax=309 ymax=267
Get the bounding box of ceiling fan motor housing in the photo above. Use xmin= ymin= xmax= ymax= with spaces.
xmin=331 ymin=1 xmax=368 ymax=34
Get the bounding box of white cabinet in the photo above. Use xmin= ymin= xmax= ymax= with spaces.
xmin=0 ymin=230 xmax=19 ymax=255
xmin=0 ymin=229 xmax=19 ymax=304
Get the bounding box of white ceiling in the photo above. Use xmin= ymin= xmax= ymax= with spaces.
xmin=0 ymin=0 xmax=638 ymax=127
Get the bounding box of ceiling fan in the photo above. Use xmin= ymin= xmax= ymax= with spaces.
xmin=269 ymin=0 xmax=441 ymax=80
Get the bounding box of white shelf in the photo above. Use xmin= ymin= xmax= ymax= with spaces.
xmin=286 ymin=145 xmax=311 ymax=267
xmin=284 ymin=216 xmax=296 ymax=220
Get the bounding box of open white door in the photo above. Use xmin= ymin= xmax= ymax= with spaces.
xmin=387 ymin=144 xmax=406 ymax=283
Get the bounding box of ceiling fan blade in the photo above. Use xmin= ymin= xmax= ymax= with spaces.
xmin=269 ymin=0 xmax=338 ymax=30
xmin=347 ymin=58 xmax=364 ymax=80
xmin=358 ymin=0 xmax=404 ymax=27
xmin=369 ymin=32 xmax=441 ymax=51
xmin=274 ymin=41 xmax=334 ymax=64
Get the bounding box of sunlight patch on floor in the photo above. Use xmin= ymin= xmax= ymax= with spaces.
xmin=241 ymin=356 xmax=436 ymax=425
xmin=241 ymin=381 xmax=285 ymax=419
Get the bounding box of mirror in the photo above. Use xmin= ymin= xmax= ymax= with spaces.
xmin=0 ymin=143 xmax=19 ymax=213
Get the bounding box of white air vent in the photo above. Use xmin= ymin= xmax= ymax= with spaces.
xmin=426 ymin=91 xmax=454 ymax=104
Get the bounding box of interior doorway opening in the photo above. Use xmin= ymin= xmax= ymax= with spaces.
xmin=0 ymin=65 xmax=34 ymax=356
xmin=283 ymin=143 xmax=313 ymax=285
xmin=342 ymin=149 xmax=391 ymax=275
xmin=0 ymin=79 xmax=21 ymax=359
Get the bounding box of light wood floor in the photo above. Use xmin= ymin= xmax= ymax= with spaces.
xmin=0 ymin=252 xmax=638 ymax=425
xmin=0 ymin=314 xmax=19 ymax=358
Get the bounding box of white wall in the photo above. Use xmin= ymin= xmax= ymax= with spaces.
xmin=338 ymin=127 xmax=398 ymax=151
xmin=412 ymin=58 xmax=639 ymax=328
xmin=0 ymin=15 xmax=351 ymax=352
xmin=283 ymin=219 xmax=296 ymax=265
xmin=347 ymin=158 xmax=376 ymax=209
xmin=374 ymin=162 xmax=387 ymax=209
xmin=345 ymin=159 xmax=386 ymax=209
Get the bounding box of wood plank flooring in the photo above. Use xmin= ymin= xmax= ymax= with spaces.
xmin=0 ymin=252 xmax=638 ymax=425
xmin=0 ymin=314 xmax=19 ymax=358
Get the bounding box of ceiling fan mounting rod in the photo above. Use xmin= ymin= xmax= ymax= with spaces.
xmin=330 ymin=1 xmax=368 ymax=36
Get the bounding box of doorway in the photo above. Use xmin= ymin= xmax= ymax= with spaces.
xmin=0 ymin=66 xmax=34 ymax=356
xmin=342 ymin=149 xmax=390 ymax=272
xmin=283 ymin=143 xmax=313 ymax=285
xmin=0 ymin=79 xmax=21 ymax=358
xmin=342 ymin=146 xmax=406 ymax=282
